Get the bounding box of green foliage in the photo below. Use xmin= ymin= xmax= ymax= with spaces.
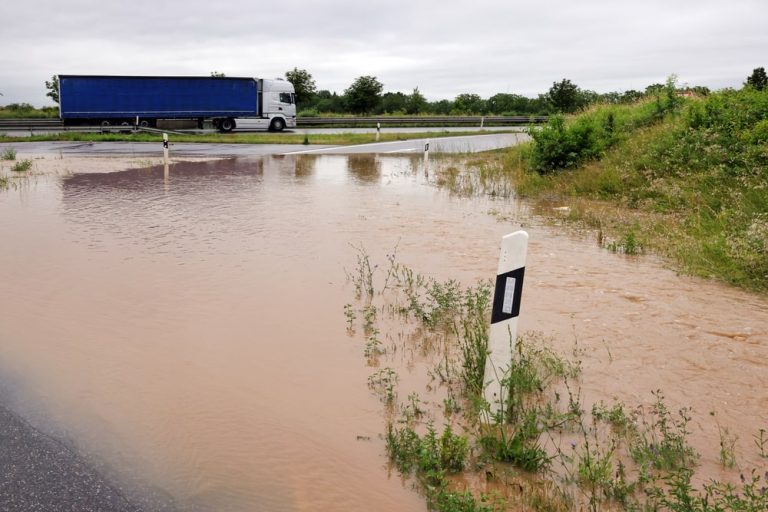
xmin=1 ymin=147 xmax=16 ymax=160
xmin=546 ymin=78 xmax=581 ymax=113
xmin=11 ymin=159 xmax=32 ymax=172
xmin=386 ymin=422 xmax=469 ymax=482
xmin=628 ymin=390 xmax=699 ymax=477
xmin=453 ymin=93 xmax=486 ymax=114
xmin=285 ymin=67 xmax=317 ymax=105
xmin=649 ymin=468 xmax=768 ymax=512
xmin=405 ymin=87 xmax=428 ymax=115
xmin=0 ymin=103 xmax=59 ymax=119
xmin=745 ymin=66 xmax=767 ymax=91
xmin=479 ymin=413 xmax=549 ymax=472
xmin=44 ymin=74 xmax=59 ymax=104
xmin=344 ymin=75 xmax=384 ymax=114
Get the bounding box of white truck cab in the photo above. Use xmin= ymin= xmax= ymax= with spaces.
xmin=234 ymin=78 xmax=296 ymax=132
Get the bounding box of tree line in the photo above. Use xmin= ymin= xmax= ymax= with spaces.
xmin=25 ymin=66 xmax=768 ymax=117
xmin=285 ymin=68 xmax=727 ymax=117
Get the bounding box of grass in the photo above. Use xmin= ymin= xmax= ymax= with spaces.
xmin=345 ymin=248 xmax=766 ymax=511
xmin=445 ymin=85 xmax=768 ymax=292
xmin=1 ymin=147 xmax=16 ymax=160
xmin=10 ymin=159 xmax=32 ymax=172
xmin=0 ymin=129 xmax=517 ymax=147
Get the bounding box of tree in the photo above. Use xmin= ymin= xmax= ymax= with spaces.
xmin=405 ymin=87 xmax=427 ymax=115
xmin=453 ymin=93 xmax=485 ymax=114
xmin=344 ymin=75 xmax=383 ymax=114
xmin=380 ymin=91 xmax=407 ymax=114
xmin=45 ymin=75 xmax=59 ymax=104
xmin=285 ymin=68 xmax=317 ymax=105
xmin=546 ymin=78 xmax=580 ymax=113
xmin=746 ymin=67 xmax=767 ymax=91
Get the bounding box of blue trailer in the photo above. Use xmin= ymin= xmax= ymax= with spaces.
xmin=58 ymin=75 xmax=296 ymax=132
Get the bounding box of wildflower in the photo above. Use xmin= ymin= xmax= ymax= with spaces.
xmin=571 ymin=441 xmax=577 ymax=450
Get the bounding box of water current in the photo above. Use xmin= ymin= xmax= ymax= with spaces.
xmin=0 ymin=155 xmax=765 ymax=511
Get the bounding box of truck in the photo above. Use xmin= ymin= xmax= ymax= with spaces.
xmin=58 ymin=75 xmax=296 ymax=132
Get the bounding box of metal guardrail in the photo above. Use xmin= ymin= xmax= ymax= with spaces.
xmin=0 ymin=116 xmax=548 ymax=132
xmin=296 ymin=116 xmax=548 ymax=126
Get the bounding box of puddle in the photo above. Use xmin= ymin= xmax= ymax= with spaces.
xmin=0 ymin=155 xmax=766 ymax=510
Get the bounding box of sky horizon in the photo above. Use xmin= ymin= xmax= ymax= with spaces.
xmin=1 ymin=0 xmax=766 ymax=107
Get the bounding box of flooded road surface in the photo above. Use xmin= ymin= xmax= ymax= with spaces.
xmin=0 ymin=155 xmax=766 ymax=510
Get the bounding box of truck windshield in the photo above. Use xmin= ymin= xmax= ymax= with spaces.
xmin=279 ymin=93 xmax=294 ymax=104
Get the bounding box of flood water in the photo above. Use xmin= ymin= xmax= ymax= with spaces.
xmin=0 ymin=155 xmax=766 ymax=511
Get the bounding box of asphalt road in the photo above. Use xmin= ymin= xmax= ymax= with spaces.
xmin=0 ymin=402 xmax=171 ymax=512
xmin=0 ymin=132 xmax=529 ymax=158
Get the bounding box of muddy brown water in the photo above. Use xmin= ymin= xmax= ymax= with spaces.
xmin=0 ymin=155 xmax=766 ymax=511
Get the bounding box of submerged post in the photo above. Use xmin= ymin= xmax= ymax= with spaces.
xmin=483 ymin=230 xmax=528 ymax=418
xmin=423 ymin=140 xmax=430 ymax=171
xmin=162 ymin=133 xmax=169 ymax=165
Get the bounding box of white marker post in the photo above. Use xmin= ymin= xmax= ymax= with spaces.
xmin=480 ymin=116 xmax=485 ymax=129
xmin=162 ymin=133 xmax=169 ymax=165
xmin=376 ymin=122 xmax=381 ymax=141
xmin=423 ymin=140 xmax=430 ymax=169
xmin=483 ymin=230 xmax=529 ymax=419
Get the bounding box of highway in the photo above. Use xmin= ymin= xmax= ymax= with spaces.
xmin=0 ymin=131 xmax=529 ymax=157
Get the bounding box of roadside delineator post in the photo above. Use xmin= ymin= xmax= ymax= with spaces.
xmin=376 ymin=122 xmax=381 ymax=141
xmin=163 ymin=132 xmax=170 ymax=179
xmin=481 ymin=116 xmax=485 ymax=129
xmin=423 ymin=140 xmax=430 ymax=173
xmin=483 ymin=230 xmax=529 ymax=419
xmin=163 ymin=133 xmax=169 ymax=165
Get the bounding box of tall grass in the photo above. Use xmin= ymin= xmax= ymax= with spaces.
xmin=504 ymin=85 xmax=768 ymax=291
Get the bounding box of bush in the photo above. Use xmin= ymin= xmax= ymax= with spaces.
xmin=1 ymin=147 xmax=17 ymax=160
xmin=297 ymin=108 xmax=319 ymax=118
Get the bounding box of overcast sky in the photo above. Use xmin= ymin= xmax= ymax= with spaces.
xmin=1 ymin=0 xmax=766 ymax=106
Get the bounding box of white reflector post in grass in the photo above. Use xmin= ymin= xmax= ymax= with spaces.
xmin=483 ymin=230 xmax=528 ymax=418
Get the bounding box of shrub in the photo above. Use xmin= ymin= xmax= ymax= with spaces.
xmin=1 ymin=147 xmax=16 ymax=160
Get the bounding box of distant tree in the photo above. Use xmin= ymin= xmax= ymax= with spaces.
xmin=745 ymin=67 xmax=767 ymax=91
xmin=344 ymin=75 xmax=383 ymax=114
xmin=380 ymin=91 xmax=408 ymax=114
xmin=314 ymin=90 xmax=345 ymax=114
xmin=453 ymin=93 xmax=485 ymax=114
xmin=428 ymin=99 xmax=453 ymax=115
xmin=285 ymin=67 xmax=317 ymax=105
xmin=644 ymin=83 xmax=665 ymax=95
xmin=210 ymin=71 xmax=226 ymax=77
xmin=620 ymin=90 xmax=644 ymax=103
xmin=546 ymin=79 xmax=580 ymax=113
xmin=44 ymin=75 xmax=59 ymax=104
xmin=405 ymin=87 xmax=427 ymax=115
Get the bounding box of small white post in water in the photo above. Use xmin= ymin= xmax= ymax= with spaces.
xmin=480 ymin=116 xmax=485 ymax=129
xmin=423 ymin=140 xmax=430 ymax=175
xmin=483 ymin=230 xmax=529 ymax=419
xmin=376 ymin=122 xmax=381 ymax=141
xmin=163 ymin=133 xmax=169 ymax=165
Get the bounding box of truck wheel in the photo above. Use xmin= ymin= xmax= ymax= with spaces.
xmin=270 ymin=118 xmax=286 ymax=132
xmin=219 ymin=118 xmax=236 ymax=132
xmin=100 ymin=120 xmax=111 ymax=127
xmin=138 ymin=119 xmax=151 ymax=128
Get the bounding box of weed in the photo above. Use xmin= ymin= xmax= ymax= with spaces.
xmin=364 ymin=328 xmax=384 ymax=358
xmin=343 ymin=303 xmax=356 ymax=328
xmin=755 ymin=428 xmax=767 ymax=458
xmin=1 ymin=147 xmax=16 ymax=160
xmin=385 ymin=421 xmax=469 ymax=483
xmin=10 ymin=159 xmax=32 ymax=172
xmin=718 ymin=424 xmax=738 ymax=469
xmin=591 ymin=400 xmax=629 ymax=429
xmin=628 ymin=390 xmax=699 ymax=478
xmin=648 ymin=468 xmax=768 ymax=511
xmin=368 ymin=367 xmax=398 ymax=403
